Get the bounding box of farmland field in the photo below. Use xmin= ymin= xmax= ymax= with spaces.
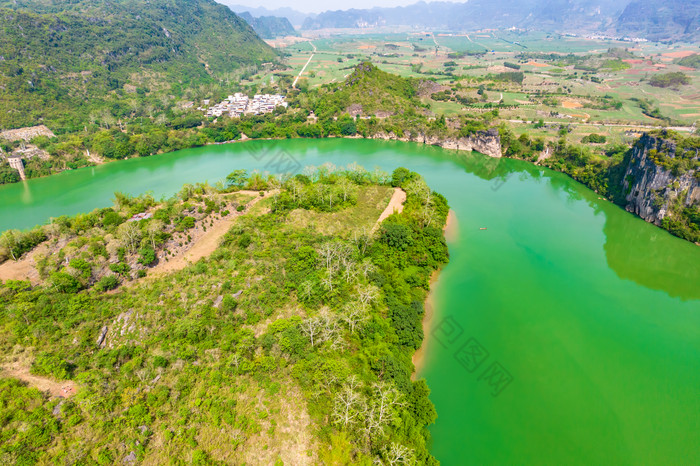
xmin=271 ymin=29 xmax=698 ymax=147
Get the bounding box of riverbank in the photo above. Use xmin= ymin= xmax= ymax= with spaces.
xmin=412 ymin=209 xmax=456 ymax=378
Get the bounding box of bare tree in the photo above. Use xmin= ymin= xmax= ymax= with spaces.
xmin=383 ymin=443 xmax=415 ymax=466
xmin=366 ymin=382 xmax=404 ymax=439
xmin=302 ymin=165 xmax=317 ymax=181
xmin=353 ymin=227 xmax=373 ymax=256
xmin=286 ymin=178 xmax=303 ymax=202
xmin=337 ymin=177 xmax=356 ymax=202
xmin=331 ymin=376 xmax=365 ymax=429
xmin=342 ymin=259 xmax=357 ymax=283
xmin=117 ymin=222 xmax=142 ymax=254
xmin=145 ymin=219 xmax=164 ymax=249
xmin=322 ymin=316 xmax=344 ymax=351
xmin=358 ymin=258 xmax=376 ymax=279
xmin=300 ymin=315 xmax=325 ymax=347
xmin=357 ymin=284 xmax=381 ymax=307
xmin=321 ymin=270 xmax=334 ymax=291
xmin=318 ymin=241 xmax=338 ymax=277
xmin=0 ymin=230 xmax=20 ymax=261
xmin=342 ymin=301 xmax=368 ymax=333
xmin=299 ymin=280 xmax=315 ymax=300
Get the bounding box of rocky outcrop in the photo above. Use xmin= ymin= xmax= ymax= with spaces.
xmin=368 ymin=128 xmax=502 ymax=158
xmin=0 ymin=125 xmax=55 ymax=142
xmin=621 ymin=133 xmax=699 ymax=225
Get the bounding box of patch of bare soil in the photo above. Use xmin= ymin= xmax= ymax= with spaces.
xmin=662 ymin=51 xmax=696 ymax=58
xmin=562 ymin=100 xmax=583 ymax=109
xmin=372 ymin=187 xmax=406 ymax=232
xmin=0 ymin=243 xmax=48 ymax=285
xmin=1 ymin=361 xmax=76 ymax=398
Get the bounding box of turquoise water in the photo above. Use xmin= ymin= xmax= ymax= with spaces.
xmin=1 ymin=138 xmax=698 ymax=464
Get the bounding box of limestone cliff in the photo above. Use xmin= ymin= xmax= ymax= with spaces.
xmin=621 ymin=133 xmax=699 ymax=226
xmin=368 ymin=128 xmax=502 ymax=158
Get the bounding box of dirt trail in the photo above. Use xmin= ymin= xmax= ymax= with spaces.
xmin=1 ymin=362 xmax=76 ymax=398
xmin=372 ymin=188 xmax=406 ymax=232
xmin=293 ymin=42 xmax=316 ymax=88
xmin=150 ymin=190 xmax=276 ymax=276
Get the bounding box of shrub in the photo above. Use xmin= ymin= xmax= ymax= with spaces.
xmin=380 ymin=223 xmax=414 ymax=250
xmin=31 ymin=352 xmax=73 ymax=380
xmin=50 ymin=272 xmax=82 ymax=293
xmin=109 ymin=262 xmax=130 ymax=276
xmin=138 ymin=246 xmax=156 ymax=266
xmin=649 ymin=72 xmax=690 ymax=88
xmin=238 ymin=233 xmax=252 ymax=248
xmin=102 ymin=210 xmax=123 ymax=227
xmin=582 ymin=133 xmax=607 ymax=144
xmin=69 ymin=258 xmax=92 ymax=280
xmin=152 ymin=356 xmax=169 ymax=368
xmin=94 ymin=275 xmax=119 ymax=291
xmin=177 ymin=216 xmax=195 ymax=231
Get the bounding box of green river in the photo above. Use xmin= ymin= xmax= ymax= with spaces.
xmin=1 ymin=139 xmax=699 ymax=464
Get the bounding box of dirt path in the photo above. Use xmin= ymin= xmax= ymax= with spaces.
xmin=293 ymin=42 xmax=316 ymax=88
xmin=1 ymin=362 xmax=76 ymax=398
xmin=372 ymin=188 xmax=406 ymax=233
xmin=150 ymin=190 xmax=276 ymax=276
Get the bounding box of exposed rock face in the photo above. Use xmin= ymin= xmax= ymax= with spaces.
xmin=96 ymin=325 xmax=108 ymax=347
xmin=0 ymin=125 xmax=55 ymax=142
xmin=368 ymin=128 xmax=502 ymax=158
xmin=621 ymin=133 xmax=699 ymax=225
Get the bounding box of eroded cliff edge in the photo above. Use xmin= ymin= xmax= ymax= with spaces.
xmin=367 ymin=128 xmax=502 ymax=158
xmin=618 ymin=131 xmax=699 ymax=241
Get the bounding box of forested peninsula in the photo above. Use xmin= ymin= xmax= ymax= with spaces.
xmin=0 ymin=166 xmax=449 ymax=464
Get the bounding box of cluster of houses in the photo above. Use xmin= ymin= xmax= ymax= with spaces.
xmin=564 ymin=33 xmax=648 ymax=43
xmin=201 ymin=93 xmax=288 ymax=118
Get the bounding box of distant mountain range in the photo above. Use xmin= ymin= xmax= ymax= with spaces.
xmin=617 ymin=0 xmax=699 ymax=40
xmin=219 ymin=3 xmax=313 ymax=26
xmin=239 ymin=11 xmax=298 ymax=38
xmin=301 ymin=0 xmax=699 ymax=41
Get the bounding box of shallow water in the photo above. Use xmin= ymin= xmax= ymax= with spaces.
xmin=1 ymin=138 xmax=698 ymax=464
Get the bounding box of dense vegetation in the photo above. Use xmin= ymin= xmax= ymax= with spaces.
xmin=0 ymin=0 xmax=277 ymax=131
xmin=649 ymin=72 xmax=691 ymax=88
xmin=310 ymin=62 xmax=424 ymax=119
xmin=676 ymin=54 xmax=700 ymax=69
xmin=0 ymin=166 xmax=449 ymax=464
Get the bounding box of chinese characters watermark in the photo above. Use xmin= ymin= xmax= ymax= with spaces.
xmin=431 ymin=316 xmax=513 ymax=397
xmin=246 ymin=143 xmax=301 ymax=177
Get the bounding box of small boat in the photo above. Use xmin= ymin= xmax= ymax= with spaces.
xmin=479 ymin=227 xmax=487 ymax=230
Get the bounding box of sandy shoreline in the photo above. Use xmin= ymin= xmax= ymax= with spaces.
xmin=411 ymin=209 xmax=456 ymax=378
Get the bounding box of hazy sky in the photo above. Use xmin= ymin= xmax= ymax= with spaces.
xmin=225 ymin=0 xmax=459 ymax=14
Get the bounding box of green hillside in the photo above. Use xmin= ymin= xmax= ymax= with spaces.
xmin=0 ymin=0 xmax=277 ymax=131
xmin=0 ymin=167 xmax=448 ymax=464
xmin=313 ymin=62 xmax=424 ymax=118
